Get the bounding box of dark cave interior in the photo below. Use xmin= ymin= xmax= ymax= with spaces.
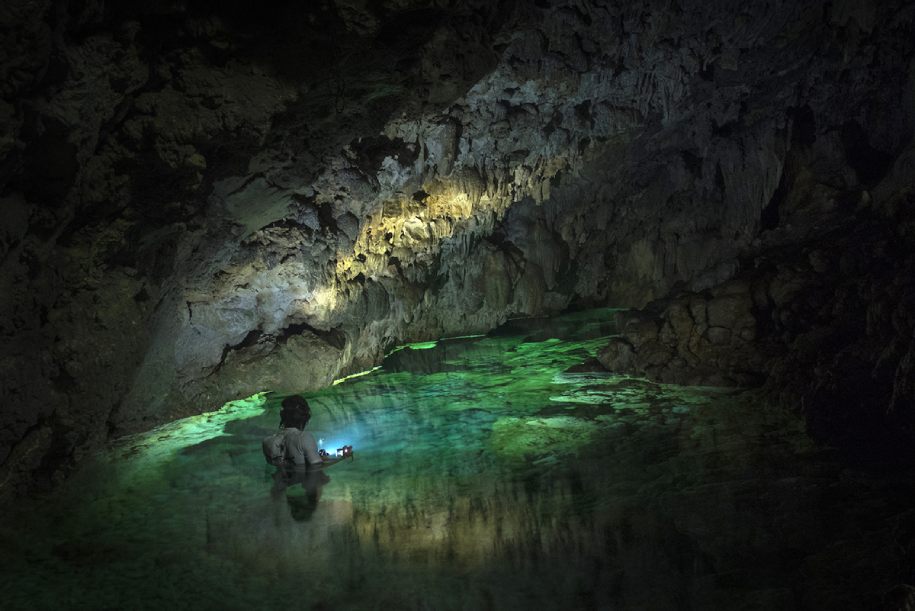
xmin=2 ymin=0 xmax=915 ymax=608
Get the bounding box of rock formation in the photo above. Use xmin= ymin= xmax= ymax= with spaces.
xmin=2 ymin=0 xmax=914 ymax=493
xmin=598 ymin=191 xmax=915 ymax=463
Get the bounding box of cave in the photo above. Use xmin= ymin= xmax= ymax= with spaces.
xmin=2 ymin=1 xmax=915 ymax=608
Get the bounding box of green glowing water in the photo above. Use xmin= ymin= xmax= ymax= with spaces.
xmin=1 ymin=309 xmax=912 ymax=610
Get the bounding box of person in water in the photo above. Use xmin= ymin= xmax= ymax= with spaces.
xmin=277 ymin=395 xmax=323 ymax=467
xmin=265 ymin=394 xmax=346 ymax=520
xmin=267 ymin=394 xmax=352 ymax=468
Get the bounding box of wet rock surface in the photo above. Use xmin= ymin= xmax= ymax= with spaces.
xmin=2 ymin=0 xmax=915 ymax=492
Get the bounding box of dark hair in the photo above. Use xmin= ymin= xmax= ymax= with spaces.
xmin=280 ymin=395 xmax=311 ymax=430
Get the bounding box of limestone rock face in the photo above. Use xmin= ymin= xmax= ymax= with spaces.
xmin=2 ymin=0 xmax=915 ymax=491
xmin=598 ymin=186 xmax=915 ymax=462
xmin=599 ymin=279 xmax=765 ymax=387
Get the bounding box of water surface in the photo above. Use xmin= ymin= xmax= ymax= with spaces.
xmin=1 ymin=309 xmax=912 ymax=610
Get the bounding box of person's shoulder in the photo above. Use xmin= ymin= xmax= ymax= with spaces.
xmin=287 ymin=428 xmax=315 ymax=441
xmin=282 ymin=427 xmax=304 ymax=441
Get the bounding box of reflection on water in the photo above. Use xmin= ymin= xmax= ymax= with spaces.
xmin=1 ymin=309 xmax=913 ymax=610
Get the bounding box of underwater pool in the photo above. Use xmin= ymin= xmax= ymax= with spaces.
xmin=1 ymin=309 xmax=912 ymax=610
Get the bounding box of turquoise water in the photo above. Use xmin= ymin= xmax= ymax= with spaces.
xmin=1 ymin=309 xmax=912 ymax=610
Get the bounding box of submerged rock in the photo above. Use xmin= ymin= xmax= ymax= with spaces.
xmin=490 ymin=415 xmax=599 ymax=461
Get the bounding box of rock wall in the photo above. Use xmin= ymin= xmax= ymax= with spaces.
xmin=599 ymin=102 xmax=915 ymax=463
xmin=599 ymin=191 xmax=915 ymax=463
xmin=2 ymin=0 xmax=915 ymax=492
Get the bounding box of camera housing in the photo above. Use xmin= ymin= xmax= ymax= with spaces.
xmin=337 ymin=445 xmax=354 ymax=458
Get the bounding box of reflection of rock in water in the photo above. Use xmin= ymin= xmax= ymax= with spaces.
xmin=337 ymin=469 xmax=740 ymax=608
xmin=206 ymin=477 xmax=356 ymax=574
xmin=2 ymin=309 xmax=913 ymax=610
xmin=303 ymin=390 xmax=914 ymax=609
